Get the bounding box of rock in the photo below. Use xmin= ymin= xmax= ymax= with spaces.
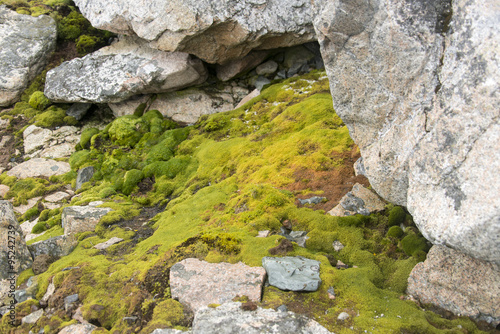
xmin=64 ymin=293 xmax=79 ymax=312
xmin=0 ymin=6 xmax=57 ymax=106
xmin=44 ymin=191 xmax=71 ymax=203
xmin=407 ymin=245 xmax=500 ymax=325
xmin=74 ymin=0 xmax=315 ymax=64
xmin=45 ymin=36 xmax=207 ymax=104
xmin=76 ymin=166 xmax=95 ymax=191
xmin=192 ymin=302 xmax=332 ymax=333
xmin=62 ymin=205 xmax=112 ymax=235
xmin=327 ymin=287 xmax=335 ymax=299
xmin=235 ymin=89 xmax=260 ymax=109
xmin=254 ymin=76 xmax=271 ymax=91
xmin=122 ymin=316 xmax=138 ymax=326
xmin=108 ymin=95 xmax=152 ymax=118
xmin=279 ymin=229 xmax=309 ymax=248
xmin=170 ymin=258 xmax=266 ymax=312
xmin=0 ymin=184 xmax=9 ymax=198
xmin=256 ymin=60 xmax=279 ymax=76
xmin=22 ymin=309 xmax=43 ymax=325
xmin=298 ymin=196 xmax=326 ymax=205
xmin=32 ymin=254 xmax=57 ymax=275
xmin=332 ymin=240 xmax=344 ymax=252
xmin=277 ymin=305 xmax=288 ymax=312
xmin=0 ymin=201 xmax=33 ymax=281
xmin=28 ymin=235 xmax=78 ymax=258
xmin=93 ymin=237 xmax=124 ymax=250
xmin=67 ymin=103 xmax=92 ymax=121
xmin=336 ymin=260 xmax=348 ymax=270
xmin=23 ymin=125 xmax=80 ymax=159
xmin=147 ymin=87 xmax=236 ymax=125
xmin=23 ymin=125 xmax=51 ymax=155
xmin=151 ymin=329 xmax=190 ymax=334
xmin=40 ymin=281 xmax=55 ymax=307
xmin=353 ymin=157 xmax=366 ymax=177
xmin=13 ymin=197 xmax=41 ymax=215
xmin=337 ymin=312 xmax=349 ymax=321
xmin=58 ymin=323 xmax=97 ymax=334
xmin=7 ymin=158 xmax=71 ymax=179
xmin=216 ymin=51 xmax=269 ymax=81
xmin=312 ymin=0 xmax=500 ymax=264
xmin=20 ymin=218 xmax=39 ymax=237
xmin=257 ymin=230 xmax=270 ymax=238
xmin=328 ymin=183 xmax=385 ymax=217
xmin=262 ymin=256 xmax=321 ymax=292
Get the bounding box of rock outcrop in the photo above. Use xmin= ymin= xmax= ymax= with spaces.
xmin=408 ymin=245 xmax=500 ymax=326
xmin=0 ymin=6 xmax=57 ymax=106
xmin=312 ymin=0 xmax=499 ymax=264
xmin=44 ymin=37 xmax=207 ymax=103
xmin=73 ymin=0 xmax=315 ymax=64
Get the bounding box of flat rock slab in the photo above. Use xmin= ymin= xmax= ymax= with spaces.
xmin=13 ymin=196 xmax=41 ymax=215
xmin=45 ymin=36 xmax=207 ymax=103
xmin=45 ymin=191 xmax=71 ymax=203
xmin=262 ymin=256 xmax=321 ymax=292
xmin=408 ymin=245 xmax=500 ymax=325
xmin=28 ymin=234 xmax=77 ymax=258
xmin=0 ymin=6 xmax=57 ymax=106
xmin=58 ymin=323 xmax=97 ymax=334
xmin=192 ymin=302 xmax=332 ymax=334
xmin=62 ymin=205 xmax=112 ymax=235
xmin=93 ymin=237 xmax=124 ymax=250
xmin=170 ymin=258 xmax=266 ymax=312
xmin=22 ymin=308 xmax=43 ymax=324
xmin=328 ymin=183 xmax=385 ymax=217
xmin=7 ymin=158 xmax=70 ymax=179
xmin=24 ymin=125 xmax=80 ymax=159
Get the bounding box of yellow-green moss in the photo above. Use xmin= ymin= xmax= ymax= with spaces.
xmin=28 ymin=90 xmax=51 ymax=110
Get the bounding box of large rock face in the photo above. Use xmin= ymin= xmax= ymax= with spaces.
xmin=312 ymin=0 xmax=499 ymax=264
xmin=0 ymin=6 xmax=57 ymax=106
xmin=73 ymin=0 xmax=315 ymax=64
xmin=44 ymin=36 xmax=207 ymax=103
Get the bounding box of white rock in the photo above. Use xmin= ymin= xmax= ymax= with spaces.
xmin=7 ymin=158 xmax=71 ymax=179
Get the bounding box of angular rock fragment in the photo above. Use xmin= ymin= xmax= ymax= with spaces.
xmin=262 ymin=256 xmax=321 ymax=291
xmin=28 ymin=235 xmax=78 ymax=258
xmin=76 ymin=166 xmax=95 ymax=191
xmin=328 ymin=183 xmax=385 ymax=217
xmin=62 ymin=205 xmax=112 ymax=235
xmin=7 ymin=158 xmax=71 ymax=179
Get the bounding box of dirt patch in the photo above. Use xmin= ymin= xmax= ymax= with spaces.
xmin=286 ymin=146 xmax=369 ymax=212
xmin=268 ymin=239 xmax=294 ymax=255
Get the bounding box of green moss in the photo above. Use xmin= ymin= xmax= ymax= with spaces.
xmin=80 ymin=128 xmax=100 ymax=149
xmin=33 ymin=106 xmax=66 ymax=128
xmin=388 ymin=206 xmax=406 ymax=226
xmin=20 ymin=206 xmax=40 ymax=222
xmin=122 ymin=169 xmax=144 ymax=195
xmin=76 ymin=35 xmax=99 ymax=55
xmin=63 ymin=115 xmax=78 ymax=125
xmin=387 ymin=226 xmax=404 ymax=238
xmin=16 ymin=268 xmax=34 ymax=286
xmin=108 ymin=116 xmax=146 ymax=147
xmin=401 ymin=234 xmax=429 ymax=257
xmin=28 ymin=90 xmax=51 ymax=110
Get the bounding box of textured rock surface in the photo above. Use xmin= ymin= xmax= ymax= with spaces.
xmin=216 ymin=51 xmax=268 ymax=81
xmin=408 ymin=245 xmax=500 ymax=325
xmin=58 ymin=323 xmax=97 ymax=334
xmin=7 ymin=158 xmax=71 ymax=179
xmin=76 ymin=166 xmax=95 ymax=191
xmin=23 ymin=125 xmax=80 ymax=159
xmin=93 ymin=237 xmax=124 ymax=250
xmin=262 ymin=256 xmax=321 ymax=291
xmin=170 ymin=258 xmax=266 ymax=312
xmin=192 ymin=302 xmax=332 ymax=333
xmin=328 ymin=183 xmax=385 ymax=216
xmin=0 ymin=6 xmax=57 ymax=106
xmin=74 ymin=0 xmax=315 ymax=64
xmin=45 ymin=36 xmax=207 ymax=103
xmin=62 ymin=205 xmax=112 ymax=235
xmin=28 ymin=235 xmax=77 ymax=258
xmin=312 ymin=0 xmax=500 ymax=264
xmin=21 ymin=309 xmax=43 ymax=324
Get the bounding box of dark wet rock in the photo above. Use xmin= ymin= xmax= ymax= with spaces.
xmin=67 ymin=103 xmax=92 ymax=121
xmin=262 ymin=256 xmax=321 ymax=292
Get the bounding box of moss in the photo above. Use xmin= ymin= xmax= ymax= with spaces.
xmin=33 ymin=106 xmax=66 ymax=128
xmin=388 ymin=206 xmax=406 ymax=226
xmin=401 ymin=234 xmax=429 ymax=257
xmin=122 ymin=169 xmax=144 ymax=195
xmin=80 ymin=128 xmax=100 ymax=149
xmin=108 ymin=116 xmax=146 ymax=147
xmin=387 ymin=226 xmax=404 ymax=238
xmin=16 ymin=268 xmax=34 ymax=286
xmin=63 ymin=115 xmax=78 ymax=126
xmin=69 ymin=150 xmax=92 ymax=170
xmin=20 ymin=206 xmax=40 ymax=222
xmin=76 ymin=35 xmax=99 ymax=55
xmin=28 ymin=91 xmax=51 ymax=110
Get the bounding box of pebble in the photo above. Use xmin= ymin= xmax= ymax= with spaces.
xmin=338 ymin=312 xmax=350 ymax=321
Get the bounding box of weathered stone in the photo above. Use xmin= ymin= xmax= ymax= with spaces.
xmin=332 ymin=240 xmax=344 ymax=252
xmin=192 ymin=302 xmax=332 ymax=334
xmin=151 ymin=329 xmax=190 ymax=334
xmin=408 ymin=245 xmax=500 ymax=325
xmin=45 ymin=36 xmax=207 ymax=104
xmin=148 ymin=87 xmax=236 ymax=124
xmin=254 ymin=76 xmax=271 ymax=91
xmin=298 ymin=196 xmax=326 ymax=205
xmin=45 ymin=191 xmax=71 ymax=203
xmin=76 ymin=166 xmax=95 ymax=191
xmin=235 ymin=89 xmax=260 ymax=109
xmin=0 ymin=184 xmax=9 ymax=198
xmin=20 ymin=218 xmax=38 ymax=236
xmin=28 ymin=235 xmax=78 ymax=258
xmin=22 ymin=309 xmax=43 ymax=324
xmin=256 ymin=60 xmax=279 ymax=76
xmin=257 ymin=230 xmax=270 ymax=238
xmin=262 ymin=256 xmax=321 ymax=292
xmin=58 ymin=323 xmax=97 ymax=334
xmin=0 ymin=201 xmax=33 ymax=280
xmin=65 ymin=293 xmax=79 ymax=312
xmin=312 ymin=0 xmax=500 ymax=264
xmin=7 ymin=158 xmax=71 ymax=179
xmin=0 ymin=6 xmax=57 ymax=106
xmin=328 ymin=183 xmax=385 ymax=217
xmin=170 ymin=258 xmax=266 ymax=312
xmin=93 ymin=237 xmax=124 ymax=250
xmin=74 ymin=0 xmax=315 ymax=64
xmin=40 ymin=281 xmax=55 ymax=306
xmin=32 ymin=254 xmax=57 ymax=275
xmin=23 ymin=125 xmax=80 ymax=159
xmin=62 ymin=205 xmax=112 ymax=235
xmin=108 ymin=95 xmax=152 ymax=118
xmin=353 ymin=157 xmax=366 ymax=177
xmin=337 ymin=312 xmax=349 ymax=321
xmin=13 ymin=197 xmax=41 ymax=215
xmin=67 ymin=103 xmax=92 ymax=121
xmin=216 ymin=51 xmax=268 ymax=81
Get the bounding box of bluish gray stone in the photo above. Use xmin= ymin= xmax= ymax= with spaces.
xmin=76 ymin=166 xmax=95 ymax=191
xmin=67 ymin=103 xmax=92 ymax=121
xmin=298 ymin=196 xmax=326 ymax=205
xmin=262 ymin=256 xmax=321 ymax=292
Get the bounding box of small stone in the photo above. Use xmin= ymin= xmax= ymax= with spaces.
xmin=0 ymin=184 xmax=9 ymax=198
xmin=298 ymin=196 xmax=326 ymax=205
xmin=64 ymin=293 xmax=79 ymax=311
xmin=67 ymin=103 xmax=92 ymax=121
xmin=282 ymin=219 xmax=292 ymax=230
xmin=256 ymin=60 xmax=278 ymax=75
xmin=235 ymin=89 xmax=260 ymax=109
xmin=40 ymin=281 xmax=55 ymax=306
xmin=277 ymin=305 xmax=289 ymax=312
xmin=122 ymin=316 xmax=138 ymax=325
xmin=332 ymin=240 xmax=345 ymax=252
xmin=7 ymin=158 xmax=70 ymax=179
xmin=257 ymin=230 xmax=270 ymax=238
xmin=45 ymin=191 xmax=71 ymax=203
xmin=93 ymin=237 xmax=124 ymax=250
xmin=62 ymin=205 xmax=112 ymax=235
xmin=255 ymin=76 xmax=271 ymax=91
xmin=327 ymin=287 xmax=336 ymax=299
xmin=336 ymin=260 xmax=348 ymax=269
xmin=22 ymin=309 xmax=43 ymax=324
xmin=262 ymin=256 xmax=322 ymax=292
xmin=58 ymin=323 xmax=97 ymax=334
xmin=76 ymin=166 xmax=95 ymax=191
xmin=338 ymin=312 xmax=350 ymax=321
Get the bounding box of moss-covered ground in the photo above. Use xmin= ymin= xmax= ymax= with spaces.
xmin=0 ymin=70 xmax=492 ymax=334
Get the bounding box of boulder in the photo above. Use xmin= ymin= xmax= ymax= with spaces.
xmin=408 ymin=245 xmax=500 ymax=326
xmin=312 ymin=0 xmax=500 ymax=264
xmin=0 ymin=6 xmax=57 ymax=106
xmin=23 ymin=125 xmax=80 ymax=159
xmin=216 ymin=51 xmax=268 ymax=81
xmin=7 ymin=158 xmax=71 ymax=179
xmin=192 ymin=302 xmax=332 ymax=334
xmin=328 ymin=183 xmax=385 ymax=217
xmin=170 ymin=258 xmax=266 ymax=312
xmin=28 ymin=235 xmax=77 ymax=258
xmin=62 ymin=205 xmax=112 ymax=235
xmin=74 ymin=0 xmax=315 ymax=64
xmin=45 ymin=36 xmax=207 ymax=103
xmin=262 ymin=256 xmax=321 ymax=292
xmin=256 ymin=60 xmax=278 ymax=76
xmin=58 ymin=323 xmax=97 ymax=334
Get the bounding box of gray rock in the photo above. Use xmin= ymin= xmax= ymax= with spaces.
xmin=298 ymin=196 xmax=326 ymax=205
xmin=44 ymin=191 xmax=71 ymax=203
xmin=40 ymin=281 xmax=55 ymax=306
xmin=408 ymin=245 xmax=500 ymax=326
xmin=327 ymin=287 xmax=335 ymax=299
xmin=312 ymin=0 xmax=500 ymax=264
xmin=58 ymin=323 xmax=97 ymax=334
xmin=64 ymin=293 xmax=79 ymax=311
xmin=93 ymin=237 xmax=124 ymax=250
xmin=7 ymin=158 xmax=71 ymax=179
xmin=76 ymin=166 xmax=95 ymax=191
xmin=235 ymin=89 xmax=260 ymax=109
xmin=254 ymin=76 xmax=271 ymax=91
xmin=262 ymin=256 xmax=321 ymax=292
xmin=277 ymin=305 xmax=288 ymax=312
xmin=122 ymin=316 xmax=138 ymax=325
xmin=45 ymin=36 xmax=207 ymax=104
xmin=257 ymin=230 xmax=271 ymax=238
xmin=192 ymin=302 xmax=332 ymax=333
xmin=62 ymin=205 xmax=112 ymax=235
xmin=67 ymin=103 xmax=92 ymax=121
xmin=108 ymin=95 xmax=152 ymax=118
xmin=328 ymin=183 xmax=385 ymax=217
xmin=151 ymin=329 xmax=191 ymax=334
xmin=28 ymin=235 xmax=77 ymax=258
xmin=22 ymin=309 xmax=43 ymax=324
xmin=256 ymin=60 xmax=278 ymax=76
xmin=332 ymin=240 xmax=344 ymax=252
xmin=14 ymin=289 xmax=32 ymax=304
xmin=0 ymin=6 xmax=57 ymax=106
xmin=216 ymin=51 xmax=269 ymax=81
xmin=74 ymin=0 xmax=315 ymax=64
xmin=170 ymin=258 xmax=266 ymax=312
xmin=23 ymin=125 xmax=80 ymax=159
xmin=353 ymin=157 xmax=366 ymax=177
xmin=337 ymin=312 xmax=349 ymax=321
